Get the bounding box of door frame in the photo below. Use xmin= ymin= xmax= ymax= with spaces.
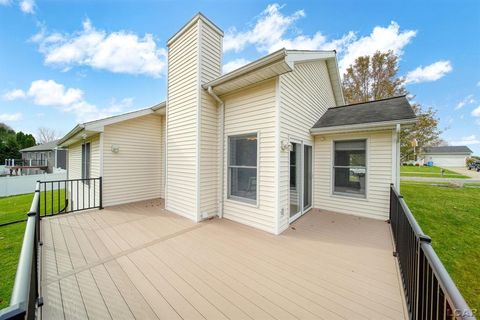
xmin=288 ymin=139 xmax=313 ymax=223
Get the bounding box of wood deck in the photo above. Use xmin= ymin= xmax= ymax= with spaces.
xmin=40 ymin=199 xmax=407 ymax=319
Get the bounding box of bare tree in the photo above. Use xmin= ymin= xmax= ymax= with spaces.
xmin=37 ymin=127 xmax=58 ymax=144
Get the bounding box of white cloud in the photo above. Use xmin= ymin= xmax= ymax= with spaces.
xmin=455 ymin=94 xmax=476 ymax=110
xmin=4 ymin=80 xmax=133 ymax=122
xmin=223 ymin=58 xmax=251 ymax=73
xmin=32 ymin=19 xmax=167 ymax=77
xmin=19 ymin=0 xmax=34 ymax=13
xmin=338 ymin=22 xmax=416 ymax=73
xmin=223 ymin=4 xmax=416 ymax=74
xmin=0 ymin=0 xmax=12 ymax=5
xmin=3 ymin=89 xmax=26 ymax=100
xmin=0 ymin=112 xmax=23 ymax=122
xmin=27 ymin=80 xmax=83 ymax=106
xmin=472 ymin=106 xmax=480 ymax=117
xmin=450 ymin=135 xmax=480 ymax=146
xmin=405 ymin=60 xmax=452 ymax=84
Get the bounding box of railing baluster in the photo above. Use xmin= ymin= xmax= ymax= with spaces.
xmin=389 ymin=185 xmax=474 ymax=320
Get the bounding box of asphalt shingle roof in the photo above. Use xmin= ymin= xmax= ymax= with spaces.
xmin=312 ymin=95 xmax=416 ymax=129
xmin=20 ymin=140 xmax=60 ymax=152
xmin=423 ymin=146 xmax=473 ymax=154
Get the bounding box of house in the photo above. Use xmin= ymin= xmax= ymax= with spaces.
xmin=5 ymin=139 xmax=67 ymax=175
xmin=420 ymin=145 xmax=473 ymax=167
xmin=59 ymin=13 xmax=416 ymax=235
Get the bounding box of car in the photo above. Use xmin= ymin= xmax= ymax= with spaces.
xmin=467 ymin=160 xmax=480 ymax=171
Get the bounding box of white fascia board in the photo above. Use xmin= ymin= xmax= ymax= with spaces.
xmin=285 ymin=50 xmax=336 ymax=65
xmin=203 ymin=49 xmax=288 ymax=89
xmin=310 ymin=119 xmax=417 ymax=135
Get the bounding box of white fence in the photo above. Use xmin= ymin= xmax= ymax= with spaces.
xmin=0 ymin=171 xmax=67 ymax=197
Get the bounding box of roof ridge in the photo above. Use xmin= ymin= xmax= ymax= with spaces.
xmin=329 ymin=95 xmax=407 ymax=109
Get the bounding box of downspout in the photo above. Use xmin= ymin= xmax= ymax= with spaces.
xmin=207 ymin=86 xmax=225 ymax=218
xmin=396 ymin=124 xmax=401 ymax=192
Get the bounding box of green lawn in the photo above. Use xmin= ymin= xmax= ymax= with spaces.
xmin=0 ymin=189 xmax=66 ymax=225
xmin=0 ymin=190 xmax=66 ymax=309
xmin=401 ymin=165 xmax=469 ymax=179
xmin=401 ymin=181 xmax=480 ymax=311
xmin=0 ymin=222 xmax=25 ymax=308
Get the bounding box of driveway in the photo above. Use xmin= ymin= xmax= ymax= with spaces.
xmin=449 ymin=167 xmax=480 ymax=179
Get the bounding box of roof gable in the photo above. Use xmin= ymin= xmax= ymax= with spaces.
xmin=20 ymin=140 xmax=60 ymax=152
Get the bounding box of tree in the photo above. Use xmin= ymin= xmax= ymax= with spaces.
xmin=0 ymin=124 xmax=37 ymax=162
xmin=342 ymin=51 xmax=442 ymax=161
xmin=37 ymin=127 xmax=58 ymax=144
xmin=342 ymin=51 xmax=406 ymax=103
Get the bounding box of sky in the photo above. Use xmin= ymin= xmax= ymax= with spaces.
xmin=0 ymin=0 xmax=479 ymax=154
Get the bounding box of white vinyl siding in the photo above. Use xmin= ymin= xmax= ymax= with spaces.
xmin=278 ymin=61 xmax=337 ymax=232
xmin=423 ymin=154 xmax=468 ymax=167
xmin=102 ymin=114 xmax=164 ymax=207
xmin=166 ymin=22 xmax=199 ymax=220
xmin=222 ymin=80 xmax=277 ymax=233
xmin=199 ymin=20 xmax=222 ymax=218
xmin=314 ymin=130 xmax=394 ymax=219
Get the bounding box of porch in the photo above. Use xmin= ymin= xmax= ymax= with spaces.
xmin=40 ymin=199 xmax=407 ymax=320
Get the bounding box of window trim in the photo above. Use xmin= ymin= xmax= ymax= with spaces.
xmin=227 ymin=132 xmax=259 ymax=206
xmin=331 ymin=138 xmax=368 ymax=198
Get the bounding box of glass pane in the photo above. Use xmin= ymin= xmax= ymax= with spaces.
xmin=303 ymin=145 xmax=312 ymax=209
xmin=335 ymin=150 xmax=366 ymax=166
xmin=229 ymin=167 xmax=257 ymax=201
xmin=334 ymin=167 xmax=366 ymax=195
xmin=290 ymin=143 xmax=301 ymax=217
xmin=229 ymin=135 xmax=257 ymax=166
xmin=335 ymin=140 xmax=366 ymax=151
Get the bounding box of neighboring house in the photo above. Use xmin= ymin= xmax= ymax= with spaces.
xmin=5 ymin=139 xmax=67 ymax=175
xmin=20 ymin=140 xmax=67 ymax=173
xmin=59 ymin=13 xmax=416 ymax=234
xmin=420 ymin=146 xmax=473 ymax=167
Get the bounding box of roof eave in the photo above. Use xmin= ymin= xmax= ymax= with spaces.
xmin=310 ymin=118 xmax=417 ymax=135
xmin=203 ymin=48 xmax=288 ymax=90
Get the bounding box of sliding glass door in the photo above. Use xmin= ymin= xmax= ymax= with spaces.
xmin=289 ymin=141 xmax=313 ymax=222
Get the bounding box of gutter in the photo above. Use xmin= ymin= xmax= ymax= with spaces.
xmin=58 ymin=124 xmax=85 ymax=146
xmin=207 ymin=86 xmax=225 ymax=219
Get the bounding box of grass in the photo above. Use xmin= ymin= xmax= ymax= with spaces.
xmin=401 ymin=181 xmax=480 ymax=311
xmin=0 ymin=222 xmax=25 ymax=308
xmin=400 ymin=165 xmax=470 ymax=179
xmin=0 ymin=190 xmax=66 ymax=309
xmin=0 ymin=189 xmax=66 ymax=225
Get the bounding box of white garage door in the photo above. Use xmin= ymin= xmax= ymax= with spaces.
xmin=426 ymin=155 xmax=467 ymax=167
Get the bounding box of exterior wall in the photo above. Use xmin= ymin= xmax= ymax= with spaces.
xmin=313 ymin=130 xmax=395 ymax=220
xmin=102 ymin=114 xmax=164 ymax=207
xmin=278 ymin=61 xmax=337 ymax=232
xmin=222 ymin=79 xmax=277 ymax=233
xmin=166 ymin=16 xmax=223 ymax=221
xmin=422 ymin=154 xmax=468 ymax=167
xmin=199 ymin=20 xmax=222 ymax=218
xmin=166 ymin=22 xmax=199 ymax=220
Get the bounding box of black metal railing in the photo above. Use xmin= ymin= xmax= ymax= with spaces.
xmin=0 ymin=182 xmax=42 ymax=320
xmin=390 ymin=184 xmax=475 ymax=319
xmin=4 ymin=159 xmax=47 ymax=167
xmin=39 ymin=177 xmax=102 ymax=216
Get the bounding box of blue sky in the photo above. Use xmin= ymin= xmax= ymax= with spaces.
xmin=1 ymin=0 xmax=479 ymax=154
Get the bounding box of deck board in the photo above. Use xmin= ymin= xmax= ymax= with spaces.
xmin=40 ymin=199 xmax=407 ymax=320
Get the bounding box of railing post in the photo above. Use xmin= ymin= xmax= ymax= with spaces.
xmin=99 ymin=177 xmax=103 ymax=210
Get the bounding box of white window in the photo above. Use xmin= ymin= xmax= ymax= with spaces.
xmin=81 ymin=142 xmax=91 ymax=179
xmin=333 ymin=140 xmax=366 ymax=196
xmin=228 ymin=133 xmax=258 ymax=204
